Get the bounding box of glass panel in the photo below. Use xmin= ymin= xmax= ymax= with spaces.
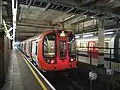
xmin=59 ymin=41 xmax=66 ymax=58
xmin=32 ymin=41 xmax=36 ymax=55
xmin=69 ymin=34 xmax=76 ymax=56
xmin=36 ymin=42 xmax=38 ymax=55
xmin=104 ymin=42 xmax=108 ymax=51
xmin=43 ymin=33 xmax=55 ymax=57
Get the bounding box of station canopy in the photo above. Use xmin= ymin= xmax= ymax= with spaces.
xmin=2 ymin=0 xmax=120 ymax=41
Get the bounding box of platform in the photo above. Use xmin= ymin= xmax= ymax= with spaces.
xmin=2 ymin=49 xmax=120 ymax=90
xmin=2 ymin=49 xmax=48 ymax=90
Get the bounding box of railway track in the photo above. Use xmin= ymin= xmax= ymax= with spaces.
xmin=44 ymin=71 xmax=83 ymax=90
xmin=19 ymin=49 xmax=83 ymax=90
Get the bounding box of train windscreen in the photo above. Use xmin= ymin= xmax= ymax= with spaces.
xmin=43 ymin=33 xmax=56 ymax=57
xmin=68 ymin=34 xmax=76 ymax=56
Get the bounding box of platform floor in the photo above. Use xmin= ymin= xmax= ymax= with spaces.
xmin=2 ymin=49 xmax=43 ymax=90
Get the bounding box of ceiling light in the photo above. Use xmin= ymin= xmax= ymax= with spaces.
xmin=83 ymin=34 xmax=93 ymax=37
xmin=75 ymin=35 xmax=80 ymax=39
xmin=104 ymin=32 xmax=113 ymax=35
xmin=90 ymin=16 xmax=94 ymax=19
xmin=64 ymin=15 xmax=75 ymax=21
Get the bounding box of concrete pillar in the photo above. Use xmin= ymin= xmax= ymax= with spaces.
xmin=97 ymin=18 xmax=104 ymax=67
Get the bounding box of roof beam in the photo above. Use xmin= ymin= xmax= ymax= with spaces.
xmin=44 ymin=3 xmax=51 ymax=11
xmin=25 ymin=0 xmax=29 ymax=4
xmin=39 ymin=1 xmax=43 ymax=6
xmin=28 ymin=0 xmax=32 ymax=7
xmin=65 ymin=7 xmax=74 ymax=13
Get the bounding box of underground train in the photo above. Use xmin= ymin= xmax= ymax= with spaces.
xmin=76 ymin=32 xmax=120 ymax=72
xmin=20 ymin=30 xmax=76 ymax=71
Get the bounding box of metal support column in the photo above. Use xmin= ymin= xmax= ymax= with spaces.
xmin=12 ymin=0 xmax=18 ymax=48
xmin=97 ymin=18 xmax=104 ymax=67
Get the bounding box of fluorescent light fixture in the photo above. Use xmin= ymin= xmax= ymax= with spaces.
xmin=59 ymin=15 xmax=75 ymax=22
xmin=105 ymin=29 xmax=116 ymax=32
xmin=64 ymin=15 xmax=75 ymax=21
xmin=75 ymin=35 xmax=80 ymax=39
xmin=90 ymin=16 xmax=94 ymax=19
xmin=83 ymin=34 xmax=93 ymax=37
xmin=104 ymin=32 xmax=113 ymax=35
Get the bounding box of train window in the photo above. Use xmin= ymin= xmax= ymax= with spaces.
xmin=86 ymin=42 xmax=88 ymax=48
xmin=95 ymin=42 xmax=98 ymax=48
xmin=43 ymin=33 xmax=55 ymax=57
xmin=84 ymin=43 xmax=87 ymax=48
xmin=36 ymin=42 xmax=38 ymax=55
xmin=81 ymin=43 xmax=84 ymax=48
xmin=60 ymin=41 xmax=66 ymax=58
xmin=80 ymin=43 xmax=81 ymax=48
xmin=32 ymin=41 xmax=36 ymax=56
xmin=104 ymin=42 xmax=108 ymax=50
xmin=76 ymin=42 xmax=80 ymax=47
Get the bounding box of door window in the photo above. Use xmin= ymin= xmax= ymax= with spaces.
xmin=59 ymin=41 xmax=66 ymax=58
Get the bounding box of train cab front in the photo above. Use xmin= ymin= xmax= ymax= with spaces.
xmin=38 ymin=30 xmax=76 ymax=71
xmin=56 ymin=30 xmax=77 ymax=70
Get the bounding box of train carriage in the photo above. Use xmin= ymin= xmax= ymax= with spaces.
xmin=76 ymin=32 xmax=120 ymax=72
xmin=20 ymin=30 xmax=77 ymax=71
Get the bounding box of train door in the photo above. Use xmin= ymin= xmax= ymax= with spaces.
xmin=88 ymin=41 xmax=96 ymax=55
xmin=58 ymin=31 xmax=68 ymax=60
xmin=57 ymin=31 xmax=76 ymax=63
xmin=88 ymin=41 xmax=98 ymax=65
xmin=23 ymin=42 xmax=26 ymax=54
xmin=26 ymin=42 xmax=29 ymax=56
xmin=29 ymin=41 xmax=32 ymax=58
xmin=32 ymin=40 xmax=39 ymax=65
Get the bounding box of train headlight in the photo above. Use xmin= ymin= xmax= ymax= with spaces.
xmin=51 ymin=60 xmax=54 ymax=64
xmin=71 ymin=58 xmax=74 ymax=61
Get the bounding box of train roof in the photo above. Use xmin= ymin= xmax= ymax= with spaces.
xmin=21 ymin=33 xmax=41 ymax=43
xmin=21 ymin=30 xmax=73 ymax=43
xmin=76 ymin=34 xmax=114 ymax=42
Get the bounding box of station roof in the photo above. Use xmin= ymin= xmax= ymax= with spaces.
xmin=2 ymin=0 xmax=120 ymax=41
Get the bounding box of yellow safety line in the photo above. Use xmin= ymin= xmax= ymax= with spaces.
xmin=19 ymin=51 xmax=48 ymax=90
